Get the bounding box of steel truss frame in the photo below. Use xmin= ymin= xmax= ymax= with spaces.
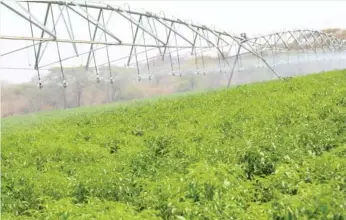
xmin=1 ymin=0 xmax=346 ymax=89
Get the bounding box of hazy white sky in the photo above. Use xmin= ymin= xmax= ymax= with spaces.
xmin=113 ymin=0 xmax=346 ymax=34
xmin=1 ymin=0 xmax=346 ymax=84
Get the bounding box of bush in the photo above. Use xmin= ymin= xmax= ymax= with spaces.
xmin=2 ymin=70 xmax=346 ymax=219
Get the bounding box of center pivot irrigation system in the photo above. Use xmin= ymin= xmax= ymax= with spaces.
xmin=1 ymin=0 xmax=346 ymax=89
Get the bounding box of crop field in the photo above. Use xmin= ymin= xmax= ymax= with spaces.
xmin=1 ymin=70 xmax=346 ymax=219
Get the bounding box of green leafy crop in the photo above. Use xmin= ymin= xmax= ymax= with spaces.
xmin=2 ymin=70 xmax=346 ymax=219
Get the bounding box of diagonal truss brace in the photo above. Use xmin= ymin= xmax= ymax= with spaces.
xmin=222 ymin=32 xmax=283 ymax=87
xmin=107 ymin=5 xmax=166 ymax=46
xmin=34 ymin=3 xmax=51 ymax=69
xmin=66 ymin=3 xmax=122 ymax=44
xmin=127 ymin=15 xmax=142 ymax=66
xmin=85 ymin=9 xmax=103 ymax=70
xmin=1 ymin=1 xmax=56 ymax=39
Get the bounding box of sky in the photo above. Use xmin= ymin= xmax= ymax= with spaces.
xmin=112 ymin=0 xmax=346 ymax=34
xmin=1 ymin=0 xmax=346 ymax=84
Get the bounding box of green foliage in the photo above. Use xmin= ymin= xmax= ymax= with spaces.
xmin=2 ymin=70 xmax=346 ymax=219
